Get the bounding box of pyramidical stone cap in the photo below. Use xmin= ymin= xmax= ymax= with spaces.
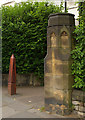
xmin=48 ymin=13 xmax=75 ymax=26
xmin=48 ymin=13 xmax=75 ymax=18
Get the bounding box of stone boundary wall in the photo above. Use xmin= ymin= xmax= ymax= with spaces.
xmin=2 ymin=74 xmax=42 ymax=86
xmin=72 ymin=89 xmax=85 ymax=117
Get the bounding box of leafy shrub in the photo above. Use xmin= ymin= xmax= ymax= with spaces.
xmin=2 ymin=1 xmax=63 ymax=84
xmin=71 ymin=2 xmax=85 ymax=90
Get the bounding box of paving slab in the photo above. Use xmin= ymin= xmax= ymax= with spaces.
xmin=9 ymin=110 xmax=41 ymax=118
xmin=27 ymin=109 xmax=64 ymax=118
xmin=0 ymin=107 xmax=2 ymax=119
xmin=2 ymin=106 xmax=20 ymax=118
xmin=2 ymin=87 xmax=81 ymax=118
xmin=8 ymin=108 xmax=64 ymax=118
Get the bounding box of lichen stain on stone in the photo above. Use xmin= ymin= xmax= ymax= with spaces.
xmin=55 ymin=60 xmax=62 ymax=64
xmin=49 ymin=104 xmax=53 ymax=107
xmin=60 ymin=31 xmax=69 ymax=49
xmin=51 ymin=33 xmax=56 ymax=47
xmin=52 ymin=106 xmax=55 ymax=111
xmin=56 ymin=104 xmax=60 ymax=107
xmin=52 ymin=51 xmax=63 ymax=75
xmin=52 ymin=50 xmax=56 ymax=74
xmin=47 ymin=60 xmax=51 ymax=64
xmin=54 ymin=91 xmax=63 ymax=100
xmin=60 ymin=105 xmax=66 ymax=110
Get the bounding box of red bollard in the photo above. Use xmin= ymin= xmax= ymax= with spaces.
xmin=8 ymin=54 xmax=16 ymax=95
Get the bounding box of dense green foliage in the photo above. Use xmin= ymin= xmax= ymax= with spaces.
xmin=2 ymin=1 xmax=63 ymax=84
xmin=71 ymin=2 xmax=85 ymax=90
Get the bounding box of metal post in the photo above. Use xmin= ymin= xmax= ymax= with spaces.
xmin=65 ymin=0 xmax=67 ymax=12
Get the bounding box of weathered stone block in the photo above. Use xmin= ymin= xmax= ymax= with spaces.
xmin=74 ymin=106 xmax=79 ymax=111
xmin=58 ymin=48 xmax=71 ymax=61
xmin=47 ymin=26 xmax=59 ymax=36
xmin=45 ymin=97 xmax=58 ymax=105
xmin=79 ymin=106 xmax=85 ymax=112
xmin=77 ymin=111 xmax=85 ymax=117
xmin=63 ymin=75 xmax=74 ymax=90
xmin=45 ymin=104 xmax=50 ymax=111
xmin=59 ymin=31 xmax=71 ymax=48
xmin=72 ymin=90 xmax=85 ymax=102
xmin=44 ymin=52 xmax=52 ymax=63
xmin=45 ymin=87 xmax=53 ymax=98
xmin=53 ymin=75 xmax=63 ymax=89
xmin=84 ymin=103 xmax=85 ymax=107
xmin=47 ymin=35 xmax=51 ymax=47
xmin=63 ymin=90 xmax=72 ymax=106
xmin=44 ymin=76 xmax=50 ymax=88
xmin=51 ymin=75 xmax=73 ymax=90
xmin=52 ymin=64 xmax=63 ymax=75
xmin=73 ymin=110 xmax=78 ymax=114
xmin=45 ymin=97 xmax=72 ymax=115
xmin=63 ymin=64 xmax=71 ymax=74
xmin=52 ymin=89 xmax=72 ymax=107
xmin=46 ymin=48 xmax=73 ymax=62
xmin=44 ymin=75 xmax=54 ymax=88
xmin=44 ymin=62 xmax=52 ymax=74
xmin=79 ymin=102 xmax=84 ymax=106
xmin=50 ymin=33 xmax=58 ymax=48
xmin=53 ymin=48 xmax=61 ymax=60
xmin=72 ymin=101 xmax=80 ymax=105
xmin=48 ymin=13 xmax=75 ymax=26
xmin=53 ymin=89 xmax=64 ymax=103
xmin=47 ymin=27 xmax=59 ymax=48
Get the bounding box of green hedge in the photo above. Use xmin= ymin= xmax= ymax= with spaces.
xmin=2 ymin=1 xmax=63 ymax=84
xmin=71 ymin=2 xmax=85 ymax=90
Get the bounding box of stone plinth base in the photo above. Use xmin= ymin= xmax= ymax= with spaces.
xmin=8 ymin=83 xmax=16 ymax=95
xmin=45 ymin=92 xmax=72 ymax=116
xmin=45 ymin=103 xmax=72 ymax=115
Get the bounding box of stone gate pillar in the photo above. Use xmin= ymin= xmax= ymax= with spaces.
xmin=44 ymin=13 xmax=75 ymax=115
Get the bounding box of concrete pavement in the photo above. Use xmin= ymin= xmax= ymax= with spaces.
xmin=2 ymin=87 xmax=81 ymax=118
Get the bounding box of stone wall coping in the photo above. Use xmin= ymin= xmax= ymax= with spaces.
xmin=72 ymin=89 xmax=85 ymax=96
xmin=2 ymin=73 xmax=41 ymax=86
